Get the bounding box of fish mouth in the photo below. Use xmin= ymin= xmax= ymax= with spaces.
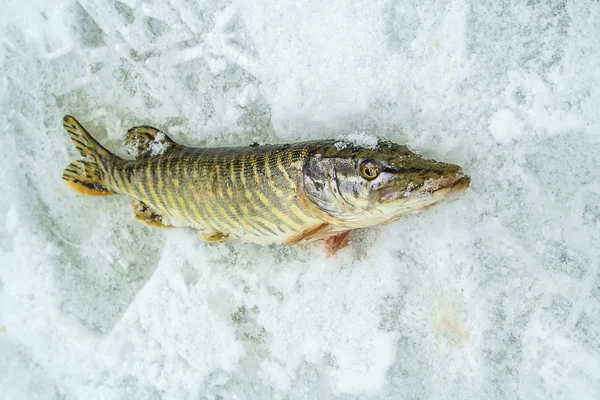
xmin=433 ymin=174 xmax=471 ymax=195
xmin=378 ymin=173 xmax=470 ymax=203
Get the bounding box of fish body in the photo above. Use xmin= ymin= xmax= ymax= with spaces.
xmin=62 ymin=116 xmax=470 ymax=246
xmin=117 ymin=141 xmax=323 ymax=244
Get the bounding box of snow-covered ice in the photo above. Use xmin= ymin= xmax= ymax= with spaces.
xmin=1 ymin=0 xmax=600 ymax=399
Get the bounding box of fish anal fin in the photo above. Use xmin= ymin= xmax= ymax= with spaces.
xmin=132 ymin=200 xmax=173 ymax=228
xmin=201 ymin=231 xmax=230 ymax=243
xmin=125 ymin=125 xmax=178 ymax=158
xmin=62 ymin=160 xmax=116 ymax=196
xmin=286 ymin=223 xmax=331 ymax=245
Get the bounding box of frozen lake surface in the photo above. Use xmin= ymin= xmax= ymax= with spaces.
xmin=1 ymin=0 xmax=600 ymax=398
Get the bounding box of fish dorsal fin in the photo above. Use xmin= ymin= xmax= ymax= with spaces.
xmin=125 ymin=125 xmax=179 ymax=158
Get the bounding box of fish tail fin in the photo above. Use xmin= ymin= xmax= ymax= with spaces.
xmin=62 ymin=115 xmax=119 ymax=196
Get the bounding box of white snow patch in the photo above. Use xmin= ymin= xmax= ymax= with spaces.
xmin=334 ymin=131 xmax=379 ymax=150
xmin=149 ymin=132 xmax=170 ymax=156
xmin=489 ymin=109 xmax=525 ymax=144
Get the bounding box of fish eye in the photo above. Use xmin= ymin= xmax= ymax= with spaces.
xmin=359 ymin=160 xmax=380 ymax=180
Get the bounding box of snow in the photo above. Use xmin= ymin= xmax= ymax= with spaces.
xmin=149 ymin=132 xmax=170 ymax=156
xmin=489 ymin=109 xmax=524 ymax=144
xmin=1 ymin=0 xmax=600 ymax=399
xmin=334 ymin=131 xmax=379 ymax=150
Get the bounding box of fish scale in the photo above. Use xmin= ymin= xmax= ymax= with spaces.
xmin=114 ymin=145 xmax=317 ymax=242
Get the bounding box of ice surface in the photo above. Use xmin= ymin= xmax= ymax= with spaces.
xmin=1 ymin=0 xmax=600 ymax=399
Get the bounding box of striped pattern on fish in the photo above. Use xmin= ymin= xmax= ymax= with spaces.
xmin=62 ymin=115 xmax=470 ymax=247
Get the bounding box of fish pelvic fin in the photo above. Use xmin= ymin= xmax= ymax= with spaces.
xmin=62 ymin=115 xmax=119 ymax=196
xmin=131 ymin=200 xmax=173 ymax=228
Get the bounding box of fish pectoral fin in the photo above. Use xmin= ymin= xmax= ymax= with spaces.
xmin=132 ymin=200 xmax=172 ymax=228
xmin=285 ymin=223 xmax=331 ymax=245
xmin=286 ymin=223 xmax=353 ymax=255
xmin=201 ymin=231 xmax=230 ymax=243
xmin=325 ymin=231 xmax=352 ymax=258
xmin=125 ymin=125 xmax=181 ymax=158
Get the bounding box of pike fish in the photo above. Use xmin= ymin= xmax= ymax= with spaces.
xmin=62 ymin=115 xmax=470 ymax=248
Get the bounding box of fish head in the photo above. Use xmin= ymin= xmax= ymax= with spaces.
xmin=300 ymin=138 xmax=470 ymax=228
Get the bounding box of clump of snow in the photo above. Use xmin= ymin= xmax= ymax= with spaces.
xmin=334 ymin=131 xmax=379 ymax=150
xmin=489 ymin=109 xmax=525 ymax=144
xmin=403 ymin=179 xmax=440 ymax=198
xmin=149 ymin=131 xmax=170 ymax=156
xmin=403 ymin=181 xmax=417 ymax=197
xmin=124 ymin=140 xmax=141 ymax=158
xmin=2 ymin=0 xmax=600 ymax=399
xmin=124 ymin=131 xmax=171 ymax=158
